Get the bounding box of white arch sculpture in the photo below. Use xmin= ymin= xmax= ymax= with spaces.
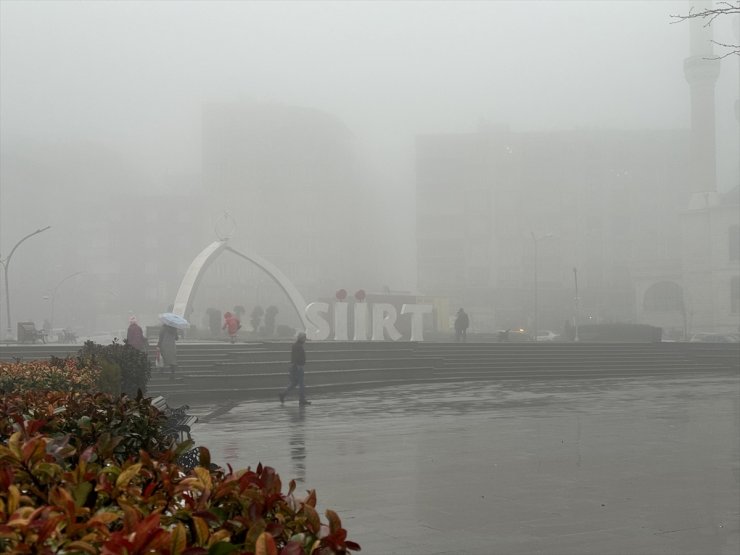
xmin=171 ymin=240 xmax=310 ymax=332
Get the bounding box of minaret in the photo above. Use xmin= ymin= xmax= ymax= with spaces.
xmin=736 ymin=14 xmax=739 ymax=185
xmin=683 ymin=0 xmax=721 ymax=193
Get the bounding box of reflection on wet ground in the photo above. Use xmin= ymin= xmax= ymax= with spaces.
xmin=191 ymin=373 xmax=740 ymax=555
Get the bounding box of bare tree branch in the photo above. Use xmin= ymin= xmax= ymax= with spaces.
xmin=669 ymin=1 xmax=740 ymax=57
xmin=711 ymin=40 xmax=740 ymax=58
xmin=670 ymin=2 xmax=740 ymax=23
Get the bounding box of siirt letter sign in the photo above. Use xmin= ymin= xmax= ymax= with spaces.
xmin=305 ymin=302 xmax=432 ymax=341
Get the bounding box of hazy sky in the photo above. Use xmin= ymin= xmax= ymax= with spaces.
xmin=0 ymin=0 xmax=738 ymax=332
xmin=2 ymin=0 xmax=738 ymax=194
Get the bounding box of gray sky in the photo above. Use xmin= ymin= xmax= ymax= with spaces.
xmin=1 ymin=0 xmax=738 ymax=193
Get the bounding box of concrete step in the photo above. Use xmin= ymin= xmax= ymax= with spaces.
xmin=228 ymin=348 xmax=417 ymax=362
xmin=214 ymin=357 xmax=428 ymax=372
xmin=4 ymin=342 xmax=738 ymax=405
xmin=156 ymin=366 xmax=740 ymax=404
xmin=162 ymin=376 xmax=445 ymax=403
xmin=438 ymin=359 xmax=715 ymax=369
xmin=150 ymin=362 xmax=739 ymax=402
xmin=184 ymin=366 xmax=437 ymax=388
xmin=173 ymin=357 xmax=711 ymax=376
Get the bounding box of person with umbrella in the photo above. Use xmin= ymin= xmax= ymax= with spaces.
xmin=157 ymin=312 xmax=188 ymax=377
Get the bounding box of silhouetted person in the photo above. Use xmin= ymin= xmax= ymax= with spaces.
xmin=157 ymin=324 xmax=179 ymax=377
xmin=279 ymin=332 xmax=310 ymax=405
xmin=455 ymin=308 xmax=469 ymax=342
xmin=126 ymin=316 xmax=147 ymax=351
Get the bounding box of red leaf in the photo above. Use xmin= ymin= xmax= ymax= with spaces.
xmin=0 ymin=466 xmax=14 ymax=489
xmin=324 ymin=510 xmax=341 ymax=534
xmin=26 ymin=419 xmax=47 ymax=436
xmin=130 ymin=512 xmax=162 ymax=552
xmin=142 ymin=481 xmax=157 ymax=498
xmin=255 ymin=531 xmax=278 ymax=555
xmin=21 ymin=437 xmax=43 ymax=464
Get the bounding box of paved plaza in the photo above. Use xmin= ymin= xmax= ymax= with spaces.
xmin=190 ymin=373 xmax=739 ymax=555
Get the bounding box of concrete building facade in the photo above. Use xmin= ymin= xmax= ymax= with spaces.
xmin=415 ymin=126 xmax=697 ymax=335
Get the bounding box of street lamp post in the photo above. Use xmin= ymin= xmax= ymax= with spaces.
xmin=573 ymin=267 xmax=580 ymax=342
xmin=0 ymin=226 xmax=52 ymax=339
xmin=48 ymin=271 xmax=84 ymax=331
xmin=531 ymin=232 xmax=553 ymax=342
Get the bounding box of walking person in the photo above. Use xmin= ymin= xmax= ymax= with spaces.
xmin=222 ymin=311 xmax=241 ymax=344
xmin=455 ymin=308 xmax=470 ymax=342
xmin=126 ymin=316 xmax=148 ymax=351
xmin=279 ymin=332 xmax=310 ymax=406
xmin=157 ymin=323 xmax=179 ymax=377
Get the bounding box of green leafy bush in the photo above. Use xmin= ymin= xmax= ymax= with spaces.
xmin=0 ymin=390 xmax=172 ymax=460
xmin=261 ymin=306 xmax=278 ymax=337
xmin=76 ymin=339 xmax=151 ymax=397
xmin=96 ymin=358 xmax=122 ymax=396
xmin=251 ymin=306 xmax=264 ymax=333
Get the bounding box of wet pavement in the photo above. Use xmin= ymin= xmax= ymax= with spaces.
xmin=190 ymin=374 xmax=740 ymax=555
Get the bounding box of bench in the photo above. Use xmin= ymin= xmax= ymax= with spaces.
xmin=150 ymin=395 xmax=215 ymax=471
xmin=151 ymin=395 xmax=198 ymax=443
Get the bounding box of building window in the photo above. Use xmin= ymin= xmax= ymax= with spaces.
xmin=732 ymin=277 xmax=740 ymax=314
xmin=730 ymin=226 xmax=739 ymax=262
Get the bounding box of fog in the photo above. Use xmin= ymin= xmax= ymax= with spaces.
xmin=0 ymin=1 xmax=738 ymax=338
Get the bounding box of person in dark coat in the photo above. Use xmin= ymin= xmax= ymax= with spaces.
xmin=126 ymin=316 xmax=147 ymax=351
xmin=157 ymin=323 xmax=179 ymax=376
xmin=454 ymin=308 xmax=470 ymax=342
xmin=279 ymin=332 xmax=310 ymax=405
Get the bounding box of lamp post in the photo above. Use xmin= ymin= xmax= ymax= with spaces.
xmin=531 ymin=232 xmax=553 ymax=342
xmin=48 ymin=271 xmax=84 ymax=331
xmin=0 ymin=226 xmax=52 ymax=339
xmin=573 ymin=267 xmax=580 ymax=342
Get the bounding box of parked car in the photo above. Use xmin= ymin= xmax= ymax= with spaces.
xmin=497 ymin=329 xmax=533 ymax=342
xmin=536 ymin=330 xmax=560 ymax=342
xmin=689 ymin=332 xmax=739 ymax=343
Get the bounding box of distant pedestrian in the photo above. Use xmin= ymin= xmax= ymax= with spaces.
xmin=222 ymin=311 xmax=241 ymax=344
xmin=279 ymin=332 xmax=310 ymax=406
xmin=126 ymin=316 xmax=148 ymax=351
xmin=157 ymin=323 xmax=179 ymax=376
xmin=455 ymin=308 xmax=469 ymax=342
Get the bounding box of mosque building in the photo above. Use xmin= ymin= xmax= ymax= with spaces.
xmin=415 ymin=10 xmax=739 ymax=338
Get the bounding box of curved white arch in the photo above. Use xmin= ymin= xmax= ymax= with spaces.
xmin=172 ymin=240 xmax=310 ymax=331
